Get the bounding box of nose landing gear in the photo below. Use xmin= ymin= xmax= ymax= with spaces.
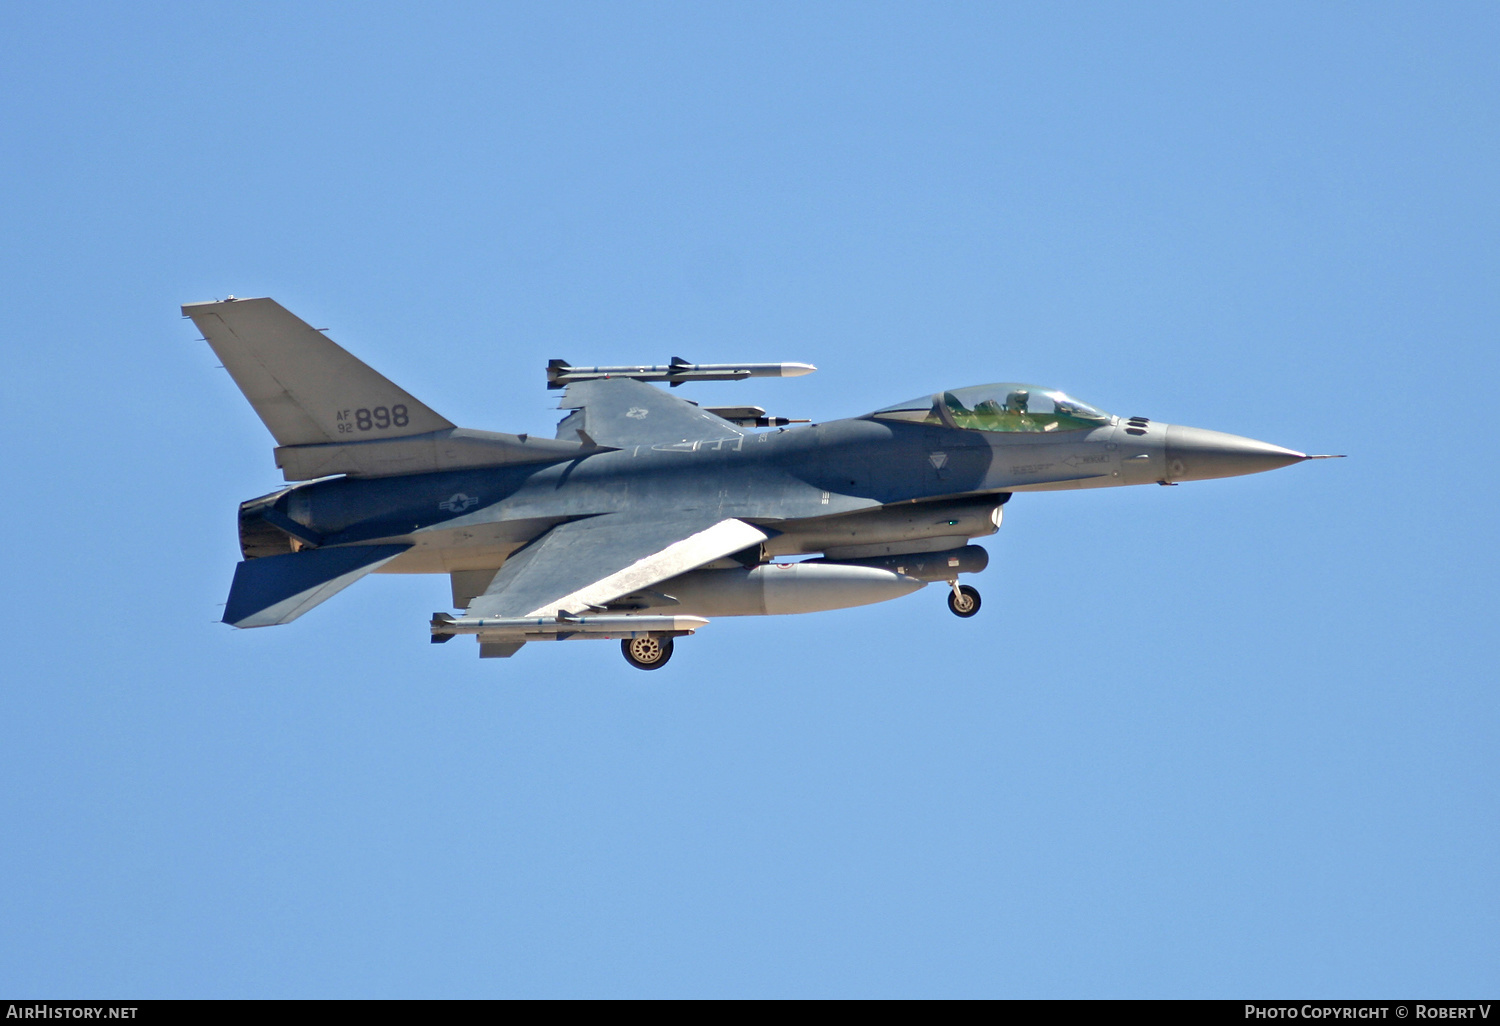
xmin=622 ymin=635 xmax=674 ymax=670
xmin=947 ymin=583 xmax=981 ymax=618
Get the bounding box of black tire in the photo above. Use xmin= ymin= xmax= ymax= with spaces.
xmin=947 ymin=584 xmax=981 ymax=618
xmin=622 ymin=635 xmax=674 ymax=670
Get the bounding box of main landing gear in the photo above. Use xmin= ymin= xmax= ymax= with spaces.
xmin=947 ymin=583 xmax=981 ymax=618
xmin=622 ymin=635 xmax=674 ymax=670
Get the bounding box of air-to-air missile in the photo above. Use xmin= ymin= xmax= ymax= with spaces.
xmin=186 ymin=296 xmax=1341 ymax=670
xmin=430 ymin=611 xmax=710 ymax=640
xmin=547 ymin=357 xmax=817 ymax=388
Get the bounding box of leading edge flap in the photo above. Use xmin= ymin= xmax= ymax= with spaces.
xmin=469 ymin=514 xmax=769 ymax=620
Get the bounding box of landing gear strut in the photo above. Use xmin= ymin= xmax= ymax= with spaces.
xmin=622 ymin=635 xmax=674 ymax=670
xmin=947 ymin=583 xmax=981 ymax=618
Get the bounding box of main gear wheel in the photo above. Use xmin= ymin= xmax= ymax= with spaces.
xmin=622 ymin=635 xmax=674 ymax=670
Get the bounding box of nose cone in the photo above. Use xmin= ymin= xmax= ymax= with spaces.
xmin=1165 ymin=424 xmax=1308 ymax=482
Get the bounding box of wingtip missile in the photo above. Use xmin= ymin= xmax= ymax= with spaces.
xmin=430 ymin=612 xmax=710 ymax=640
xmin=546 ymin=359 xmax=818 ymax=389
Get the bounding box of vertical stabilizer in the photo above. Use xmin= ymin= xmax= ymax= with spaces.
xmin=184 ymin=297 xmax=453 ymax=447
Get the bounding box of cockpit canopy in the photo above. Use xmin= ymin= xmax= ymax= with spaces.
xmin=871 ymin=384 xmax=1112 ymax=434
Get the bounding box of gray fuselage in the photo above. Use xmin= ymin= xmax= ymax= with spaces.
xmin=246 ymin=411 xmax=1303 ymax=578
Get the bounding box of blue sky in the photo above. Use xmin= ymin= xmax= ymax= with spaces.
xmin=1 ymin=1 xmax=1495 ymax=997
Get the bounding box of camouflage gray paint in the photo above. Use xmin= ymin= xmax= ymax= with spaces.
xmin=188 ymin=297 xmax=1338 ymax=668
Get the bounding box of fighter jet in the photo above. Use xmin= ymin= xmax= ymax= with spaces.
xmin=187 ymin=297 xmax=1339 ymax=669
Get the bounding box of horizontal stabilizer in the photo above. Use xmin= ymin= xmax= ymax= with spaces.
xmin=223 ymin=543 xmax=411 ymax=628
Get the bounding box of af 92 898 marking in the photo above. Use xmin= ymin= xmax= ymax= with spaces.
xmin=336 ymin=404 xmax=409 ymax=433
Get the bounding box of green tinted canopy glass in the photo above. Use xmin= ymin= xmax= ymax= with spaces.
xmin=872 ymin=384 xmax=1112 ymax=433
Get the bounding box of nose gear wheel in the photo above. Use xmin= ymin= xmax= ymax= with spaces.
xmin=947 ymin=584 xmax=981 ymax=618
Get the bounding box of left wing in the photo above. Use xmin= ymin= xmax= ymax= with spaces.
xmin=468 ymin=513 xmax=769 ymax=619
xmin=554 ymin=378 xmax=747 ymax=447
